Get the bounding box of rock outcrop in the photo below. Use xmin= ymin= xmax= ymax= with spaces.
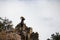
xmin=15 ymin=16 xmax=39 ymax=40
xmin=0 ymin=17 xmax=39 ymax=40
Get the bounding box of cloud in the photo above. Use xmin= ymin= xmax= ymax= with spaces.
xmin=48 ymin=0 xmax=60 ymax=1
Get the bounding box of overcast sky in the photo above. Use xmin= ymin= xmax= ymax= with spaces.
xmin=0 ymin=0 xmax=60 ymax=40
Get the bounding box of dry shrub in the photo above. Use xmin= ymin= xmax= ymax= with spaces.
xmin=0 ymin=31 xmax=21 ymax=40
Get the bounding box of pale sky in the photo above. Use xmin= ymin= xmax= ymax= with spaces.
xmin=0 ymin=0 xmax=60 ymax=40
